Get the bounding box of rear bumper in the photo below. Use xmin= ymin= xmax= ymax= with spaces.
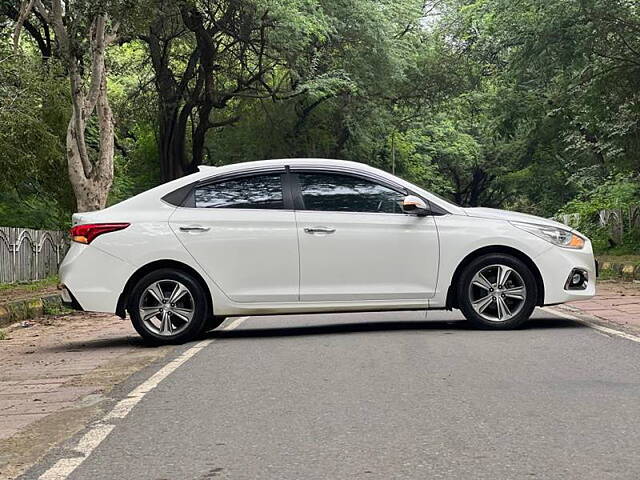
xmin=535 ymin=241 xmax=597 ymax=305
xmin=58 ymin=284 xmax=83 ymax=311
xmin=59 ymin=243 xmax=134 ymax=314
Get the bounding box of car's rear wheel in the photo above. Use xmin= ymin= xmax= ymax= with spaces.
xmin=457 ymin=254 xmax=537 ymax=329
xmin=128 ymin=269 xmax=208 ymax=344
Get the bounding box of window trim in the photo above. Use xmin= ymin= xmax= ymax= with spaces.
xmin=288 ymin=166 xmax=408 ymax=194
xmin=162 ymin=164 xmax=449 ymax=216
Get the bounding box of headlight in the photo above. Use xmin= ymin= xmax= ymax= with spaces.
xmin=511 ymin=222 xmax=585 ymax=249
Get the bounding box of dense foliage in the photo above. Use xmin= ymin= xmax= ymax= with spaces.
xmin=1 ymin=0 xmax=638 ymax=253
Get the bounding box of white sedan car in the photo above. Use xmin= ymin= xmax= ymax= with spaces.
xmin=60 ymin=159 xmax=596 ymax=344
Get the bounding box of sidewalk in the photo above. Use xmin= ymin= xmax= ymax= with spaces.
xmin=559 ymin=281 xmax=640 ymax=334
xmin=0 ymin=312 xmax=173 ymax=480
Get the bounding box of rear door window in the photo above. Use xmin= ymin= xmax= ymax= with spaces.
xmin=195 ymin=173 xmax=284 ymax=209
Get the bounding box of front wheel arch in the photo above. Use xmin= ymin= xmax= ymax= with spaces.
xmin=445 ymin=246 xmax=545 ymax=310
xmin=116 ymin=260 xmax=213 ymax=319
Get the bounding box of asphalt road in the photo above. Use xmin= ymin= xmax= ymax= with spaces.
xmin=23 ymin=309 xmax=640 ymax=480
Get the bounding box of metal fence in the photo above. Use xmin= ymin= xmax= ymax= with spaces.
xmin=0 ymin=227 xmax=69 ymax=284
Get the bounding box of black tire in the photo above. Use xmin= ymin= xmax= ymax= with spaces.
xmin=457 ymin=253 xmax=537 ymax=329
xmin=128 ymin=268 xmax=209 ymax=344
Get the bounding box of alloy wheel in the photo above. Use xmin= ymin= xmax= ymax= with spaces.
xmin=138 ymin=280 xmax=195 ymax=336
xmin=468 ymin=264 xmax=527 ymax=322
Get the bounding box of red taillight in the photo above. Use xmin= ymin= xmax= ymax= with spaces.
xmin=70 ymin=223 xmax=130 ymax=244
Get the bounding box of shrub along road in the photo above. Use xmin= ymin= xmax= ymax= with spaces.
xmin=16 ymin=308 xmax=640 ymax=480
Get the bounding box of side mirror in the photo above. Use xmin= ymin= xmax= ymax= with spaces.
xmin=402 ymin=195 xmax=429 ymax=216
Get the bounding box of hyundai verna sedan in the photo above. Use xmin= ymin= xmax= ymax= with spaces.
xmin=59 ymin=159 xmax=596 ymax=344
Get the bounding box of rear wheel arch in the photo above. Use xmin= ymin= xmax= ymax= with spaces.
xmin=445 ymin=246 xmax=545 ymax=310
xmin=116 ymin=260 xmax=213 ymax=318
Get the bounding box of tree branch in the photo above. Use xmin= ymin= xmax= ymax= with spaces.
xmin=12 ymin=0 xmax=36 ymax=50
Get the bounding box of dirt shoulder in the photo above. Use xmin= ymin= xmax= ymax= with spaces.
xmin=0 ymin=312 xmax=175 ymax=480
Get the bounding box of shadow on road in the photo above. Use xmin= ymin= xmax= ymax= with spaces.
xmin=207 ymin=316 xmax=584 ymax=340
xmin=37 ymin=316 xmax=586 ymax=351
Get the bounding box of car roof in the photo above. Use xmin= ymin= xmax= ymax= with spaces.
xmin=196 ymin=158 xmax=382 ymax=175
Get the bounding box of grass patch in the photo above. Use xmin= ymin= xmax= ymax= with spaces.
xmin=43 ymin=301 xmax=72 ymax=316
xmin=596 ymin=269 xmax=617 ymax=281
xmin=0 ymin=276 xmax=59 ymax=292
xmin=0 ymin=329 xmax=6 ymax=341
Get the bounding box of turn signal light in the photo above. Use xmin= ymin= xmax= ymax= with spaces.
xmin=567 ymin=234 xmax=585 ymax=249
xmin=70 ymin=223 xmax=130 ymax=244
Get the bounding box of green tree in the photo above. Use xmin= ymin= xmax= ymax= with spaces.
xmin=0 ymin=30 xmax=72 ymax=228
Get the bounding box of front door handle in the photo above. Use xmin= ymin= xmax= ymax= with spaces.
xmin=304 ymin=226 xmax=336 ymax=235
xmin=179 ymin=225 xmax=211 ymax=232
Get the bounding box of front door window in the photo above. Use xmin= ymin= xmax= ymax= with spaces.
xmin=297 ymin=172 xmax=404 ymax=214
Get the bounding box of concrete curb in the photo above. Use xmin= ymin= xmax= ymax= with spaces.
xmin=598 ymin=261 xmax=640 ymax=280
xmin=0 ymin=294 xmax=63 ymax=329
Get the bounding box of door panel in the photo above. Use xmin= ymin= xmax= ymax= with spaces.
xmin=296 ymin=211 xmax=439 ymax=302
xmin=171 ymin=209 xmax=299 ymax=302
xmin=293 ymin=170 xmax=439 ymax=303
xmin=169 ymin=172 xmax=298 ymax=303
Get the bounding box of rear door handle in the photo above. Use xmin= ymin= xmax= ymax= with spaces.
xmin=179 ymin=225 xmax=210 ymax=232
xmin=304 ymin=226 xmax=336 ymax=234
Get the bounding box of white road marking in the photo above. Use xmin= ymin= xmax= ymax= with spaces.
xmin=38 ymin=316 xmax=250 ymax=480
xmin=224 ymin=315 xmax=250 ymax=331
xmin=542 ymin=306 xmax=640 ymax=344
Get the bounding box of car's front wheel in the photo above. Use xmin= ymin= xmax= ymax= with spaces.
xmin=128 ymin=268 xmax=208 ymax=344
xmin=457 ymin=254 xmax=537 ymax=329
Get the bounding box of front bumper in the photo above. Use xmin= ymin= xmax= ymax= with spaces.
xmin=534 ymin=241 xmax=597 ymax=305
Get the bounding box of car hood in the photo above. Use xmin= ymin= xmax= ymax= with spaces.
xmin=462 ymin=207 xmax=570 ymax=230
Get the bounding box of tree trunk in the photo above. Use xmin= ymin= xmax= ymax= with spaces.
xmin=147 ymin=0 xmax=277 ymax=181
xmin=157 ymin=100 xmax=196 ymax=182
xmin=146 ymin=14 xmax=199 ymax=183
xmin=158 ymin=104 xmax=185 ymax=182
xmin=16 ymin=2 xmax=119 ymax=212
xmin=62 ymin=15 xmax=115 ymax=212
xmin=467 ymin=168 xmax=488 ymax=207
xmin=190 ymin=104 xmax=213 ymax=173
xmin=67 ymin=74 xmax=115 ymax=212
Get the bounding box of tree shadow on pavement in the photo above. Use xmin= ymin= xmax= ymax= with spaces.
xmin=207 ymin=316 xmax=584 ymax=340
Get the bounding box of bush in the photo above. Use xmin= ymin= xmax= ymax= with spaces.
xmin=558 ymin=173 xmax=640 ymax=254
